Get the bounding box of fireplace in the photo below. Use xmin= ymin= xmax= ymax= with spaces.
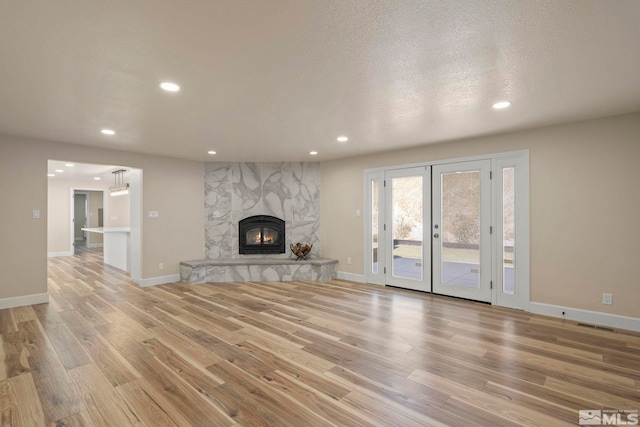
xmin=238 ymin=215 xmax=285 ymax=254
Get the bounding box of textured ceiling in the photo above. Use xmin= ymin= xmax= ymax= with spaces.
xmin=1 ymin=1 xmax=639 ymax=162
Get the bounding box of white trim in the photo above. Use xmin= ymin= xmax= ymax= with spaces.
xmin=337 ymin=271 xmax=367 ymax=283
xmin=0 ymin=293 xmax=49 ymax=310
xmin=364 ymin=149 xmax=529 ymax=174
xmin=48 ymin=251 xmax=73 ymax=258
xmin=129 ymin=168 xmax=142 ymax=283
xmin=492 ymin=154 xmax=530 ymax=310
xmin=530 ymin=302 xmax=640 ymax=333
xmin=364 ymin=170 xmax=385 ymax=285
xmin=86 ymin=243 xmax=103 ymax=249
xmin=136 ymin=274 xmax=180 ymax=288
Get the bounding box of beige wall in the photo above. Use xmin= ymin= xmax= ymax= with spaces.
xmin=0 ymin=134 xmax=204 ymax=301
xmin=321 ymin=112 xmax=640 ymax=319
xmin=105 ymin=191 xmax=130 ymax=228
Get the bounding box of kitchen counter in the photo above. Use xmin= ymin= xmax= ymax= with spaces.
xmin=82 ymin=227 xmax=130 ymax=271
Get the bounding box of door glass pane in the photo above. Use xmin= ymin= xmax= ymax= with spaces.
xmin=392 ymin=176 xmax=422 ymax=280
xmin=503 ymin=167 xmax=515 ymax=294
xmin=371 ymin=179 xmax=379 ymax=274
xmin=441 ymin=171 xmax=480 ymax=288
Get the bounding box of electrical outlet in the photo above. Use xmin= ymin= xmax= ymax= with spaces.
xmin=347 ymin=257 xmax=352 ymax=265
xmin=149 ymin=211 xmax=159 ymax=219
xmin=159 ymin=263 xmax=164 ymax=271
xmin=603 ymin=293 xmax=612 ymax=305
xmin=32 ymin=209 xmax=40 ymax=219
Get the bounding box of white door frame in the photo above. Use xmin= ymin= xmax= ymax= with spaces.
xmin=364 ymin=171 xmax=385 ymax=285
xmin=364 ymin=150 xmax=530 ymax=309
xmin=491 ymin=155 xmax=530 ymax=310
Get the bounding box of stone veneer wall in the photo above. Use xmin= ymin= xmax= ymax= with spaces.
xmin=204 ymin=162 xmax=320 ymax=259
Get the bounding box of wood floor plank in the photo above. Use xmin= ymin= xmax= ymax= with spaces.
xmin=72 ymin=330 xmax=140 ymax=387
xmin=0 ymin=309 xmax=18 ymax=335
xmin=52 ymin=410 xmax=98 ymax=427
xmin=1 ymin=247 xmax=638 ymax=426
xmin=149 ymin=324 xmax=224 ymax=367
xmin=140 ymin=337 xmax=224 ymax=391
xmin=544 ymin=376 xmax=640 ymax=409
xmin=67 ymin=363 xmax=144 ymax=427
xmin=0 ymin=331 xmax=30 ymax=380
xmin=236 ymin=340 xmax=351 ymax=400
xmin=237 ymin=328 xmax=334 ymax=373
xmin=268 ymin=368 xmax=377 ymax=427
xmin=20 ymin=320 xmax=84 ymax=423
xmin=208 ymin=359 xmax=333 ymax=426
xmin=135 ymin=357 xmax=234 ymax=427
xmin=409 ymin=369 xmax=575 ymax=427
xmin=0 ymin=373 xmax=46 ymax=426
xmin=340 ymin=387 xmax=446 ymax=427
xmin=10 ymin=306 xmax=37 ymax=324
xmin=115 ymin=379 xmax=178 ymax=427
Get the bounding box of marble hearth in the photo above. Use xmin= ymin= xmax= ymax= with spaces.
xmin=180 ymin=258 xmax=338 ymax=284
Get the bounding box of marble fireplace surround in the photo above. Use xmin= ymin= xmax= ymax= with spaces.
xmin=204 ymin=161 xmax=320 ymax=259
xmin=180 ymin=161 xmax=337 ymax=283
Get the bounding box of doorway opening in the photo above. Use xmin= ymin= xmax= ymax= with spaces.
xmin=47 ymin=160 xmax=143 ymax=283
xmin=72 ymin=190 xmax=105 ymax=254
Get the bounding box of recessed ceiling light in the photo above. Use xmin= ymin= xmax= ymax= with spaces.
xmin=101 ymin=129 xmax=116 ymax=135
xmin=310 ymin=151 xmax=318 ymax=156
xmin=47 ymin=174 xmax=55 ymax=177
xmin=160 ymin=82 xmax=180 ymax=92
xmin=492 ymin=101 xmax=511 ymax=109
xmin=337 ymin=136 xmax=349 ymax=142
xmin=94 ymin=177 xmax=101 ymax=180
xmin=65 ymin=163 xmax=74 ymax=167
xmin=208 ymin=150 xmax=216 ymax=155
xmin=55 ymin=169 xmax=64 ymax=173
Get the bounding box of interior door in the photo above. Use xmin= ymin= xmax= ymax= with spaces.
xmin=384 ymin=167 xmax=430 ymax=291
xmin=432 ymin=160 xmax=491 ymax=302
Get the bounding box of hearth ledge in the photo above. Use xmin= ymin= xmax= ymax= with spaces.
xmin=180 ymin=258 xmax=338 ymax=284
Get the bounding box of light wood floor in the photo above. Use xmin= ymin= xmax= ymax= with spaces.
xmin=1 ymin=248 xmax=639 ymax=426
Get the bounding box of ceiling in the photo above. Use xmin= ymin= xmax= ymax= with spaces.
xmin=1 ymin=1 xmax=639 ymax=163
xmin=47 ymin=160 xmax=130 ymax=183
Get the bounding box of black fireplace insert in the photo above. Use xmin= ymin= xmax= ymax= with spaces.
xmin=238 ymin=215 xmax=285 ymax=254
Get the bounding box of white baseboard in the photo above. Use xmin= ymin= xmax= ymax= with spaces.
xmin=48 ymin=251 xmax=73 ymax=258
xmin=0 ymin=292 xmax=49 ymax=310
xmin=136 ymin=274 xmax=181 ymax=288
xmin=530 ymin=302 xmax=640 ymax=333
xmin=87 ymin=243 xmax=103 ymax=249
xmin=337 ymin=271 xmax=367 ymax=283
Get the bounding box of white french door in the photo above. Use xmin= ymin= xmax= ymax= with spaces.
xmin=364 ymin=151 xmax=529 ymax=310
xmin=432 ymin=160 xmax=492 ymax=302
xmin=383 ymin=167 xmax=430 ymax=291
